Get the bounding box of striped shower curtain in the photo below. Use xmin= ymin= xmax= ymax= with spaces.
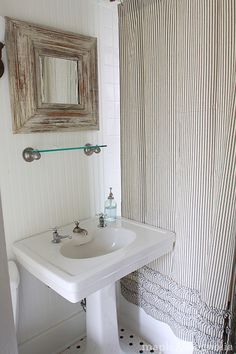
xmin=118 ymin=0 xmax=236 ymax=352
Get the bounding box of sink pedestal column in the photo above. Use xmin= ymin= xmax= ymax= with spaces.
xmin=84 ymin=282 xmax=125 ymax=354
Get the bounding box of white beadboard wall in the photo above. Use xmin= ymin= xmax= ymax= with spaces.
xmin=0 ymin=0 xmax=120 ymax=352
xmin=0 ymin=195 xmax=18 ymax=354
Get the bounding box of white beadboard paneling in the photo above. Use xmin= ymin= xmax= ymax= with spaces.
xmin=0 ymin=194 xmax=18 ymax=354
xmin=18 ymin=310 xmax=86 ymax=354
xmin=17 ymin=266 xmax=83 ymax=344
xmin=0 ymin=0 xmax=120 ymax=350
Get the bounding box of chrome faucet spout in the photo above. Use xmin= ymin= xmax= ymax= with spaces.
xmin=73 ymin=221 xmax=88 ymax=235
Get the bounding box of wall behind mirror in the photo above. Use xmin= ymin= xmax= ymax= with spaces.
xmin=0 ymin=1 xmax=120 ymax=352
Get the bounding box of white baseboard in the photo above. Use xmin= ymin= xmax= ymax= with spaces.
xmin=18 ymin=311 xmax=86 ymax=354
xmin=118 ymin=295 xmax=193 ymax=354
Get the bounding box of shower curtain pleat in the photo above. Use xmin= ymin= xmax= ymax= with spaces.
xmin=119 ymin=1 xmax=236 ymax=352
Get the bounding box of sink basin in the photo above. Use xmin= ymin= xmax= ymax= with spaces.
xmin=60 ymin=227 xmax=136 ymax=259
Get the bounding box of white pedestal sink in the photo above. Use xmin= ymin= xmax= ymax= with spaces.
xmin=13 ymin=217 xmax=175 ymax=354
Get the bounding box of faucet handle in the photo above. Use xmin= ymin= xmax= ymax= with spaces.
xmin=96 ymin=213 xmax=106 ymax=218
xmin=49 ymin=227 xmax=61 ymax=233
xmin=96 ymin=213 xmax=107 ymax=228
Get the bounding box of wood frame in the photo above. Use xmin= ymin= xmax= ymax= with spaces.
xmin=5 ymin=17 xmax=99 ymax=133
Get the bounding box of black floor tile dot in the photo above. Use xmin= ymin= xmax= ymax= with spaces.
xmin=61 ymin=326 xmax=155 ymax=353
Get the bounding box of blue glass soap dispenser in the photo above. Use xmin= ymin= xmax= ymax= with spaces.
xmin=104 ymin=187 xmax=117 ymax=222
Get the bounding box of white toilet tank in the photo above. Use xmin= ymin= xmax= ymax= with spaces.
xmin=8 ymin=261 xmax=20 ymax=328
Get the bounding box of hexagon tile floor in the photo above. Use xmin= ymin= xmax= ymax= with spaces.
xmin=60 ymin=326 xmax=160 ymax=354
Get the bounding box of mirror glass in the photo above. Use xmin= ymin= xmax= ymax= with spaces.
xmin=39 ymin=56 xmax=80 ymax=105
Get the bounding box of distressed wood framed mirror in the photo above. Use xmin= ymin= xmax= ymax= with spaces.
xmin=5 ymin=17 xmax=99 ymax=133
